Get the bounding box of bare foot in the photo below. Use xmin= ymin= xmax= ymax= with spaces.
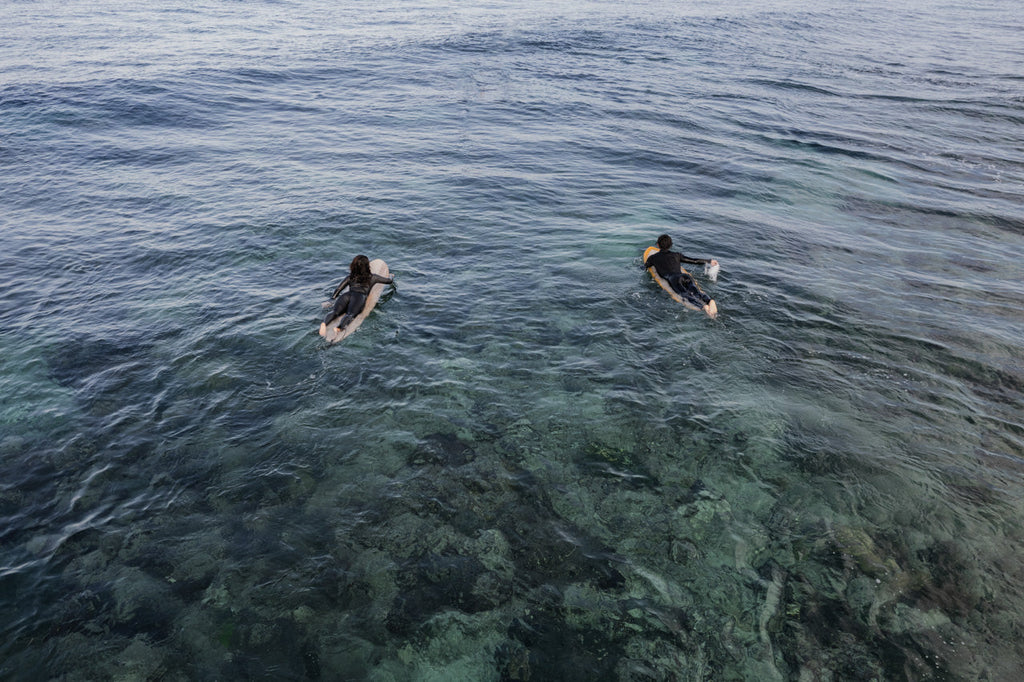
xmin=706 ymin=300 xmax=718 ymax=319
xmin=332 ymin=327 xmax=342 ymax=334
xmin=319 ymin=322 xmax=327 ymax=335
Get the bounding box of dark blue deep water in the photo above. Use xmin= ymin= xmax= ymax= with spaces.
xmin=2 ymin=1 xmax=1023 ymax=679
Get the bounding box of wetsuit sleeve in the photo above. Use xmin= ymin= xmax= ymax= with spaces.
xmin=331 ymin=276 xmax=350 ymax=299
xmin=370 ymin=274 xmax=394 ymax=286
xmin=679 ymin=254 xmax=711 ymax=265
xmin=644 ymin=251 xmax=664 ymax=270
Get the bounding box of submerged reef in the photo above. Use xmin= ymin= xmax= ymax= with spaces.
xmin=4 ymin=333 xmax=1019 ymax=679
xmin=5 ymin=405 xmax=1021 ymax=681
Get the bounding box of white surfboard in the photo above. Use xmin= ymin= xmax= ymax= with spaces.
xmin=320 ymin=258 xmax=391 ymax=343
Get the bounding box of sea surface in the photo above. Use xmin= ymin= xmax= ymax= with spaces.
xmin=2 ymin=1 xmax=1023 ymax=679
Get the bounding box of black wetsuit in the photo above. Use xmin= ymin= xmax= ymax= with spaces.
xmin=644 ymin=248 xmax=712 ymax=308
xmin=325 ymin=273 xmax=394 ymax=328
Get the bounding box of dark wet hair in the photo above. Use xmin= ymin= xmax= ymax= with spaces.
xmin=657 ymin=234 xmax=672 ymax=250
xmin=349 ymin=255 xmax=372 ymax=286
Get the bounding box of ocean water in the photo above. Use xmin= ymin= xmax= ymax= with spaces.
xmin=2 ymin=0 xmax=1023 ymax=679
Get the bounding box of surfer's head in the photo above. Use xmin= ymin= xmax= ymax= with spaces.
xmin=350 ymin=254 xmax=372 ymax=284
xmin=657 ymin=234 xmax=672 ymax=250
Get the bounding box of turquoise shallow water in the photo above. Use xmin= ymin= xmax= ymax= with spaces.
xmin=2 ymin=0 xmax=1023 ymax=679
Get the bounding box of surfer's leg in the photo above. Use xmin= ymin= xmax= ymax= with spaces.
xmin=688 ymin=283 xmax=711 ymax=306
xmin=671 ymin=274 xmax=711 ymax=309
xmin=325 ymin=293 xmax=351 ymax=325
xmin=345 ymin=292 xmax=367 ymax=317
xmin=667 ymin=274 xmax=693 ymax=296
xmin=334 ymin=292 xmax=367 ymax=331
xmin=681 ymin=278 xmax=715 ymax=317
xmin=674 ymin=273 xmax=709 ymax=304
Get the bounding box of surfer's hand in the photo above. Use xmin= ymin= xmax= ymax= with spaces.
xmin=710 ymin=259 xmax=719 ymax=266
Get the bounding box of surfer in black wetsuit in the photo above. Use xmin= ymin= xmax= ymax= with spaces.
xmin=321 ymin=255 xmax=394 ymax=334
xmin=644 ymin=234 xmax=718 ymax=314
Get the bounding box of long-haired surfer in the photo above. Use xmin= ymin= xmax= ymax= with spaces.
xmin=321 ymin=255 xmax=394 ymax=335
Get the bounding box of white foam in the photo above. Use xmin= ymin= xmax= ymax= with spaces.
xmin=704 ymin=262 xmax=720 ymax=282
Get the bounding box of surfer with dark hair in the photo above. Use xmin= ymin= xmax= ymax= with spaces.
xmin=321 ymin=255 xmax=394 ymax=334
xmin=644 ymin=234 xmax=718 ymax=316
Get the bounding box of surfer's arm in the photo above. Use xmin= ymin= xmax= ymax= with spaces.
xmin=370 ymin=274 xmax=394 ymax=286
xmin=679 ymin=254 xmax=712 ymax=266
xmin=331 ymin=276 xmax=350 ymax=299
